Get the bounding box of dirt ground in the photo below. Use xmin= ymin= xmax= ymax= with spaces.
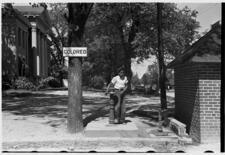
xmin=1 ymin=90 xmax=220 ymax=153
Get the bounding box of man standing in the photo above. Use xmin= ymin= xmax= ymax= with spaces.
xmin=106 ymin=67 xmax=128 ymax=124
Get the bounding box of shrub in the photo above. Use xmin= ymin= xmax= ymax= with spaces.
xmin=38 ymin=76 xmax=61 ymax=89
xmin=58 ymin=67 xmax=68 ymax=79
xmin=2 ymin=75 xmax=13 ymax=90
xmin=13 ymin=77 xmax=36 ymax=90
xmin=2 ymin=82 xmax=11 ymax=90
xmin=90 ymin=76 xmax=105 ymax=89
xmin=48 ymin=78 xmax=61 ymax=88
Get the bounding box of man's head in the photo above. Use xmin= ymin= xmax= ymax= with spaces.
xmin=118 ymin=67 xmax=125 ymax=78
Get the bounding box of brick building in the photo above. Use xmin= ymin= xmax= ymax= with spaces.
xmin=167 ymin=21 xmax=221 ymax=143
xmin=2 ymin=5 xmax=51 ymax=81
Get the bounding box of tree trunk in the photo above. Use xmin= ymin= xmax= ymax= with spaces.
xmin=124 ymin=49 xmax=132 ymax=92
xmin=126 ymin=15 xmax=139 ymax=93
xmin=118 ymin=27 xmax=132 ymax=92
xmin=68 ymin=57 xmax=83 ymax=133
xmin=66 ymin=3 xmax=93 ymax=133
xmin=157 ymin=3 xmax=167 ymax=110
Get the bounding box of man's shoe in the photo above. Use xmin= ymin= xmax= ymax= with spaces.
xmin=118 ymin=119 xmax=124 ymax=124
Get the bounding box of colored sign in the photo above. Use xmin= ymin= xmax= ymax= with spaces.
xmin=63 ymin=47 xmax=87 ymax=57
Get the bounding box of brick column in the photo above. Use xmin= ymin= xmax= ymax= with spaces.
xmin=199 ymin=80 xmax=220 ymax=143
xmin=190 ymin=63 xmax=221 ymax=143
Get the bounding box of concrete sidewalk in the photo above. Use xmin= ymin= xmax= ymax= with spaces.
xmin=3 ymin=114 xmax=181 ymax=152
xmin=2 ymin=90 xmax=220 ymax=153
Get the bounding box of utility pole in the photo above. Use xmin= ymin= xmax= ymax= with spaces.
xmin=157 ymin=3 xmax=167 ymax=110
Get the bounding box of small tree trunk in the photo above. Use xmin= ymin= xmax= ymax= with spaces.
xmin=124 ymin=53 xmax=132 ymax=92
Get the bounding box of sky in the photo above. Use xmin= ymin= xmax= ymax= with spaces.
xmin=131 ymin=3 xmax=221 ymax=78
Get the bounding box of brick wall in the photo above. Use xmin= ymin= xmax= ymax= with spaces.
xmin=174 ymin=62 xmax=220 ymax=143
xmin=198 ymin=63 xmax=220 ymax=143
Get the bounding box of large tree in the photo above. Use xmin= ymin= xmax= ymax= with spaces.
xmin=131 ymin=73 xmax=141 ymax=86
xmin=157 ymin=3 xmax=167 ymax=109
xmin=85 ymin=3 xmax=200 ymax=92
xmin=85 ymin=3 xmax=142 ymax=91
xmin=132 ymin=3 xmax=199 ymax=109
xmin=65 ymin=3 xmax=93 ymax=133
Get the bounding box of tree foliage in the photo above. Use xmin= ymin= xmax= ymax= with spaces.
xmin=132 ymin=3 xmax=200 ymax=60
xmin=46 ymin=3 xmax=200 ymax=91
xmin=83 ymin=3 xmax=200 ymax=90
xmin=85 ymin=3 xmax=144 ymax=89
xmin=46 ymin=3 xmax=69 ymax=83
xmin=131 ymin=73 xmax=141 ymax=86
xmin=141 ymin=73 xmax=152 ymax=86
xmin=147 ymin=61 xmax=159 ymax=85
xmin=48 ymin=3 xmax=68 ymax=65
xmin=83 ymin=35 xmax=116 ymax=85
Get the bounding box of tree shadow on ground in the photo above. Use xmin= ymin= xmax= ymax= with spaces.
xmin=2 ymin=91 xmax=175 ymax=128
xmin=125 ymin=96 xmax=175 ymax=126
xmin=2 ymin=92 xmax=109 ymax=128
xmin=83 ymin=105 xmax=109 ymax=127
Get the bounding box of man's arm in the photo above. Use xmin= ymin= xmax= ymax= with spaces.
xmin=105 ymin=82 xmax=114 ymax=95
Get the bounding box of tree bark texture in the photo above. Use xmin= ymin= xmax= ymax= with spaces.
xmin=66 ymin=3 xmax=93 ymax=133
xmin=122 ymin=15 xmax=139 ymax=92
xmin=68 ymin=57 xmax=83 ymax=133
xmin=118 ymin=26 xmax=133 ymax=92
xmin=157 ymin=3 xmax=167 ymax=110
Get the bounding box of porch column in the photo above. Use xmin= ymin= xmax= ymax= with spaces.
xmin=31 ymin=25 xmax=37 ymax=48
xmin=31 ymin=23 xmax=38 ymax=76
xmin=36 ymin=29 xmax=40 ymax=76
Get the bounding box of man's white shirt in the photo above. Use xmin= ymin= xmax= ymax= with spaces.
xmin=111 ymin=75 xmax=128 ymax=89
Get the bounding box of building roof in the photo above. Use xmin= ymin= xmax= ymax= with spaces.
xmin=13 ymin=6 xmax=44 ymax=16
xmin=167 ymin=21 xmax=221 ymax=68
xmin=14 ymin=5 xmax=51 ymax=30
xmin=2 ymin=5 xmax=31 ymax=27
xmin=14 ymin=9 xmax=31 ymax=27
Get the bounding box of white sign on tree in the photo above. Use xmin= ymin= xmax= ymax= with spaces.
xmin=63 ymin=47 xmax=87 ymax=57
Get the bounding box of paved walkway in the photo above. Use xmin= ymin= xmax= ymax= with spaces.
xmin=2 ymin=90 xmax=220 ymax=153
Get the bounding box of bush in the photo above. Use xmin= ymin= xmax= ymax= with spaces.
xmin=2 ymin=75 xmax=13 ymax=90
xmin=38 ymin=76 xmax=61 ymax=89
xmin=49 ymin=78 xmax=61 ymax=88
xmin=58 ymin=67 xmax=68 ymax=79
xmin=2 ymin=82 xmax=11 ymax=90
xmin=90 ymin=76 xmax=105 ymax=89
xmin=13 ymin=77 xmax=36 ymax=90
